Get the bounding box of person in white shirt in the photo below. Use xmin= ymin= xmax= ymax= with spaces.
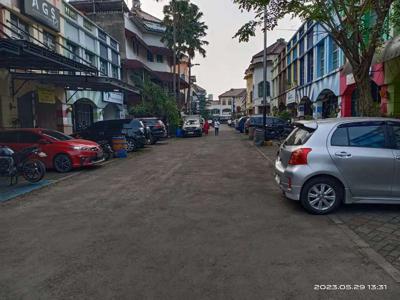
xmin=214 ymin=120 xmax=220 ymax=136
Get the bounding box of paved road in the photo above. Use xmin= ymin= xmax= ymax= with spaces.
xmin=1 ymin=126 xmax=400 ymax=299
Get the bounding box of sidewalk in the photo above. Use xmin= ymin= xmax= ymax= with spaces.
xmin=254 ymin=140 xmax=400 ymax=279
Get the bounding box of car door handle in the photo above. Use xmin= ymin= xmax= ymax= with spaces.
xmin=335 ymin=151 xmax=352 ymax=158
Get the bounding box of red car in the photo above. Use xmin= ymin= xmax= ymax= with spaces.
xmin=0 ymin=128 xmax=104 ymax=173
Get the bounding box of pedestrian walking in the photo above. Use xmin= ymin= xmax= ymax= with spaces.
xmin=214 ymin=120 xmax=220 ymax=136
xmin=203 ymin=119 xmax=210 ymax=135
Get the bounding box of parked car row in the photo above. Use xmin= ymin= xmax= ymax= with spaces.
xmin=233 ymin=115 xmax=293 ymax=140
xmin=0 ymin=118 xmax=167 ymax=174
xmin=275 ymin=118 xmax=400 ymax=215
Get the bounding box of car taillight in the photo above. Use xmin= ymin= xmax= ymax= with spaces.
xmin=288 ymin=148 xmax=312 ymax=165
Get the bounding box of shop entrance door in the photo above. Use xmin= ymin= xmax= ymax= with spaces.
xmin=74 ymin=101 xmax=94 ymax=132
xmin=17 ymin=92 xmax=35 ymax=128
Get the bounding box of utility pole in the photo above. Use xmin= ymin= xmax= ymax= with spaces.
xmin=262 ymin=5 xmax=268 ymax=140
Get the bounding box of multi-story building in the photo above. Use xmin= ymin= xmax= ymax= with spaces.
xmin=245 ymin=39 xmax=286 ymax=115
xmin=70 ymin=0 xmax=189 ymax=108
xmin=190 ymin=83 xmax=206 ymax=115
xmin=0 ymin=0 xmax=135 ymax=133
xmin=218 ymin=88 xmax=246 ymax=120
xmin=271 ymin=40 xmax=287 ymax=114
xmin=244 ymin=67 xmax=254 ymax=115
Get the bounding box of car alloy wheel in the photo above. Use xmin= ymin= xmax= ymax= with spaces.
xmin=54 ymin=154 xmax=72 ymax=173
xmin=126 ymin=139 xmax=136 ymax=152
xmin=307 ymin=183 xmax=336 ymax=212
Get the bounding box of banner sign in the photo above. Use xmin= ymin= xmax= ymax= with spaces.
xmin=286 ymin=89 xmax=296 ymax=105
xmin=103 ymin=92 xmax=123 ymax=104
xmin=37 ymin=87 xmax=56 ymax=104
xmin=23 ymin=0 xmax=60 ymax=32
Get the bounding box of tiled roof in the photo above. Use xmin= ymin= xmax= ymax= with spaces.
xmin=219 ymin=88 xmax=246 ymax=98
xmin=252 ymin=39 xmax=287 ymax=59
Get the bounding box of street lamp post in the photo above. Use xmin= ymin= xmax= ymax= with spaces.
xmin=262 ymin=5 xmax=268 ymax=140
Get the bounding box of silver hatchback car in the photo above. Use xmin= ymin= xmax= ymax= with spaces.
xmin=275 ymin=118 xmax=400 ymax=214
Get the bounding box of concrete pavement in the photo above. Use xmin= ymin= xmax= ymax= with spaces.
xmin=1 ymin=125 xmax=399 ymax=299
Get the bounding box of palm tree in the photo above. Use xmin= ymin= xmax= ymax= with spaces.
xmin=161 ymin=0 xmax=208 ymax=111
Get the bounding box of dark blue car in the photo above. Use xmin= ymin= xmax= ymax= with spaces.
xmin=235 ymin=117 xmax=248 ymax=133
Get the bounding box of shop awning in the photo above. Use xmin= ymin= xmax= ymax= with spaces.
xmin=0 ymin=38 xmax=97 ymax=74
xmin=11 ymin=72 xmax=140 ymax=94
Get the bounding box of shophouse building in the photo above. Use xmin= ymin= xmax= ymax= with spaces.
xmin=218 ymin=88 xmax=246 ymax=120
xmin=70 ymin=0 xmax=189 ymax=109
xmin=0 ymin=0 xmax=136 ymax=133
xmin=270 ymin=40 xmax=287 ymax=114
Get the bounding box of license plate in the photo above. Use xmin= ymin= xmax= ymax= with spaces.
xmin=187 ymin=132 xmax=194 ymax=135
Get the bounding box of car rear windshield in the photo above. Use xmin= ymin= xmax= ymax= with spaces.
xmin=43 ymin=130 xmax=72 ymax=141
xmin=284 ymin=126 xmax=314 ymax=146
xmin=142 ymin=119 xmax=158 ymax=125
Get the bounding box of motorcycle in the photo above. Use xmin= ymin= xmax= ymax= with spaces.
xmin=97 ymin=140 xmax=114 ymax=161
xmin=0 ymin=146 xmax=47 ymax=185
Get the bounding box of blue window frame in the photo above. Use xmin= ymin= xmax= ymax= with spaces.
xmin=317 ymin=41 xmax=325 ymax=77
xmin=307 ymin=29 xmax=313 ymax=50
xmin=300 ymin=58 xmax=305 ymax=86
xmin=307 ymin=51 xmax=314 ymax=83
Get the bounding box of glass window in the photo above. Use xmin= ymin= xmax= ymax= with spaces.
xmin=85 ymin=34 xmax=95 ymax=52
xmin=19 ymin=132 xmax=41 ymax=143
xmin=389 ymin=122 xmax=400 ymax=149
xmin=85 ymin=51 xmax=96 ymax=67
xmin=66 ymin=41 xmax=79 ymax=61
xmin=0 ymin=131 xmax=18 ymax=143
xmin=348 ymin=124 xmax=386 ymax=148
xmin=100 ymin=43 xmax=108 ymax=59
xmin=83 ymin=19 xmax=94 ymax=32
xmin=299 ymin=39 xmax=304 ymax=56
xmin=100 ymin=59 xmax=108 ymax=75
xmin=331 ymin=127 xmax=348 ymax=146
xmin=110 ymin=38 xmax=118 ymax=50
xmin=156 ymin=55 xmax=163 ymax=63
xmin=65 ymin=6 xmax=78 ymax=20
xmin=332 ymin=41 xmax=339 ymax=70
xmin=307 ymin=51 xmax=314 ymax=82
xmin=285 ymin=127 xmax=314 ymax=146
xmin=98 ymin=30 xmax=107 ymax=42
xmin=147 ymin=51 xmax=154 ymax=62
xmin=293 ymin=61 xmax=298 ymax=83
xmin=43 ymin=130 xmax=72 ymax=141
xmin=64 ymin=22 xmax=79 ymax=43
xmin=10 ymin=14 xmax=29 ymax=40
xmin=111 ymin=65 xmax=119 ymax=79
xmin=299 ymin=58 xmax=305 ymax=86
xmin=43 ymin=31 xmax=56 ymax=51
xmin=111 ymin=51 xmax=119 ymax=65
xmin=317 ymin=41 xmax=325 ymax=77
xmin=307 ymin=29 xmax=313 ymax=50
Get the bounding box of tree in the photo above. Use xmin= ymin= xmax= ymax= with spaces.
xmin=130 ymin=78 xmax=181 ymax=129
xmin=161 ymin=0 xmax=208 ymax=111
xmin=234 ymin=0 xmax=400 ymax=116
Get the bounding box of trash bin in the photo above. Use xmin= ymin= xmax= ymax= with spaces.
xmin=254 ymin=128 xmax=265 ymax=146
xmin=176 ymin=128 xmax=183 ymax=137
xmin=248 ymin=127 xmax=256 ymax=140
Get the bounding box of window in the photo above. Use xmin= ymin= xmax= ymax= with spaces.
xmin=100 ymin=43 xmax=108 ymax=59
xmin=293 ymin=61 xmax=298 ymax=83
xmin=111 ymin=51 xmax=119 ymax=65
xmin=332 ymin=41 xmax=339 ymax=70
xmin=317 ymin=41 xmax=325 ymax=77
xmin=228 ymin=100 xmax=232 ymax=106
xmin=331 ymin=127 xmax=348 ymax=146
xmin=112 ymin=65 xmax=119 ymax=79
xmin=258 ymin=81 xmax=270 ymax=98
xmin=85 ymin=34 xmax=95 ymax=52
xmin=43 ymin=31 xmax=56 ymax=51
xmin=65 ymin=22 xmax=79 ymax=43
xmin=299 ymin=39 xmax=305 ymax=56
xmin=222 ymin=100 xmax=226 ymax=105
xmin=156 ymin=55 xmax=164 ymax=63
xmin=287 ymin=52 xmax=291 ymax=65
xmin=307 ymin=29 xmax=313 ymax=50
xmin=66 ymin=41 xmax=79 ymax=61
xmin=65 ymin=6 xmax=78 ymax=20
xmin=332 ymin=123 xmax=386 ymax=148
xmin=43 ymin=130 xmax=73 ymax=141
xmin=293 ymin=47 xmax=297 ymax=60
xmin=83 ymin=19 xmax=94 ymax=32
xmin=10 ymin=14 xmax=29 ymax=40
xmin=299 ymin=58 xmax=305 ymax=86
xmin=110 ymin=39 xmax=118 ymax=50
xmin=299 ymin=26 xmax=304 ymax=37
xmin=98 ymin=30 xmax=107 ymax=42
xmin=85 ymin=51 xmax=96 ymax=67
xmin=147 ymin=51 xmax=154 ymax=62
xmin=285 ymin=127 xmax=315 ymax=146
xmin=389 ymin=122 xmax=400 ymax=149
xmin=19 ymin=132 xmax=41 ymax=143
xmin=307 ymin=51 xmax=314 ymax=82
xmin=100 ymin=59 xmax=108 ymax=75
xmin=287 ymin=65 xmax=292 ymax=85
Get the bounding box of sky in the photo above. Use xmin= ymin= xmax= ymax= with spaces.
xmin=133 ymin=0 xmax=302 ymax=99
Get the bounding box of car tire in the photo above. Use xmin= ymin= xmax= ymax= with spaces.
xmin=126 ymin=138 xmax=137 ymax=152
xmin=300 ymin=176 xmax=343 ymax=215
xmin=54 ymin=154 xmax=73 ymax=173
xmin=150 ymin=135 xmax=157 ymax=145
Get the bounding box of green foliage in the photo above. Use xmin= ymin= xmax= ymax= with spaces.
xmin=162 ymin=0 xmax=209 ymax=59
xmin=129 ymin=79 xmax=181 ymax=128
xmin=277 ymin=110 xmax=292 ymax=121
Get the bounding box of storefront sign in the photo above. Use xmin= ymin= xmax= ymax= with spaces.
xmin=286 ymin=89 xmax=296 ymax=105
xmin=103 ymin=92 xmax=123 ymax=104
xmin=37 ymin=87 xmax=56 ymax=104
xmin=23 ymin=0 xmax=60 ymax=32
